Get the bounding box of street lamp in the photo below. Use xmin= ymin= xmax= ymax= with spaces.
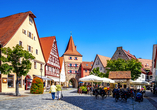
xmin=40 ymin=67 xmax=43 ymax=79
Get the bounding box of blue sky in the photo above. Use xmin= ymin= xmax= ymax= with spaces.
xmin=1 ymin=0 xmax=157 ymax=61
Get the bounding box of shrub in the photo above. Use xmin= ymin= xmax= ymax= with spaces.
xmin=80 ymin=86 xmax=87 ymax=92
xmin=30 ymin=77 xmax=44 ymax=94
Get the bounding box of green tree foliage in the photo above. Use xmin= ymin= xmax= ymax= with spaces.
xmin=90 ymin=67 xmax=106 ymax=78
xmin=30 ymin=77 xmax=44 ymax=94
xmin=106 ymin=58 xmax=142 ymax=80
xmin=0 ymin=44 xmax=35 ymax=96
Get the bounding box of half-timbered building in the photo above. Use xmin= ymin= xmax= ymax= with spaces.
xmin=40 ymin=36 xmax=60 ymax=86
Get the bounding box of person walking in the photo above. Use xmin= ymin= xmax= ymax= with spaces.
xmin=50 ymin=83 xmax=57 ymax=100
xmin=56 ymin=83 xmax=62 ymax=100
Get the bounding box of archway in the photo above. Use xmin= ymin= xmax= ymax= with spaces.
xmin=25 ymin=75 xmax=32 ymax=90
xmin=69 ymin=78 xmax=78 ymax=88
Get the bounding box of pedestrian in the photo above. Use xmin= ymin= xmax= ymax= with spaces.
xmin=79 ymin=86 xmax=82 ymax=95
xmin=49 ymin=82 xmax=57 ymax=100
xmin=56 ymin=82 xmax=62 ymax=100
xmin=107 ymin=86 xmax=110 ymax=97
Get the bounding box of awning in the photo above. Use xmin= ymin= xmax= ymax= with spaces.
xmin=34 ymin=75 xmax=52 ymax=80
xmin=47 ymin=76 xmax=60 ymax=82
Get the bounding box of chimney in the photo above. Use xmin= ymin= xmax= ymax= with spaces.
xmin=75 ymin=45 xmax=77 ymax=49
xmin=117 ymin=46 xmax=123 ymax=50
xmin=128 ymin=50 xmax=129 ymax=53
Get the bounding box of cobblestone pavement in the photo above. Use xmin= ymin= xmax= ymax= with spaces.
xmin=0 ymin=89 xmax=156 ymax=110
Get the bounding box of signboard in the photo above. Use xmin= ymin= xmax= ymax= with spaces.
xmin=2 ymin=78 xmax=7 ymax=83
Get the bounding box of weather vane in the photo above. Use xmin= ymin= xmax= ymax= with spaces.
xmin=70 ymin=31 xmax=72 ymax=36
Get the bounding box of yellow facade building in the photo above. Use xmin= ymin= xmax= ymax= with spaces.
xmin=0 ymin=11 xmax=45 ymax=92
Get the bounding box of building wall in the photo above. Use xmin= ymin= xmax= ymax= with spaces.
xmin=152 ymin=45 xmax=157 ymax=82
xmin=92 ymin=55 xmax=105 ymax=73
xmin=64 ymin=55 xmax=82 ymax=87
xmin=136 ymin=73 xmax=146 ymax=81
xmin=1 ymin=15 xmax=45 ymax=92
xmin=82 ymin=69 xmax=91 ymax=78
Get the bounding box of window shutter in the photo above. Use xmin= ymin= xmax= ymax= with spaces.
xmin=27 ymin=31 xmax=29 ymax=37
xmin=68 ymin=70 xmax=69 ymax=73
xmin=27 ymin=45 xmax=29 ymax=51
xmin=68 ymin=63 xmax=69 ymax=67
xmin=77 ymin=64 xmax=78 ymax=67
xmin=31 ymin=47 xmax=33 ymax=53
xmin=22 ymin=29 xmax=24 ymax=33
xmin=32 ymin=33 xmax=33 ymax=39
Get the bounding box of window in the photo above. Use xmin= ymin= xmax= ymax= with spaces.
xmin=8 ymin=74 xmax=14 ymax=88
xmin=70 ymin=64 xmax=72 ymax=67
xmin=100 ymin=67 xmax=102 ymax=70
xmin=74 ymin=57 xmax=77 ymax=60
xmin=36 ymin=49 xmax=38 ymax=55
xmin=19 ymin=41 xmax=22 ymax=46
xmin=75 ymin=64 xmax=77 ymax=67
xmin=142 ymin=75 xmax=144 ymax=79
xmin=91 ymin=64 xmax=92 ymax=66
xmin=150 ymin=76 xmax=152 ymax=79
xmin=69 ymin=57 xmax=72 ymax=60
xmin=34 ymin=36 xmax=36 ymax=40
xmin=29 ymin=32 xmax=31 ymax=38
xmin=98 ymin=61 xmax=99 ymax=65
xmin=86 ymin=64 xmax=88 ymax=66
xmin=46 ymin=66 xmax=48 ymax=70
xmin=22 ymin=29 xmax=26 ymax=35
xmin=51 ymin=67 xmax=53 ymax=72
xmin=29 ymin=17 xmax=33 ymax=24
xmin=34 ymin=62 xmax=37 ymax=69
xmin=85 ymin=69 xmax=87 ymax=72
xmin=28 ymin=46 xmax=31 ymax=52
xmin=75 ymin=71 xmax=77 ymax=73
xmin=18 ymin=76 xmax=22 ymax=88
xmin=70 ymin=70 xmax=72 ymax=73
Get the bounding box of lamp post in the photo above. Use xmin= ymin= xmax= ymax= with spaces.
xmin=40 ymin=67 xmax=43 ymax=79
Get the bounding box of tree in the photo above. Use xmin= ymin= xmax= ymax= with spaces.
xmin=90 ymin=67 xmax=106 ymax=78
xmin=106 ymin=58 xmax=142 ymax=80
xmin=0 ymin=44 xmax=35 ymax=96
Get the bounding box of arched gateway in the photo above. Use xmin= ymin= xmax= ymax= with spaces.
xmin=69 ymin=78 xmax=78 ymax=88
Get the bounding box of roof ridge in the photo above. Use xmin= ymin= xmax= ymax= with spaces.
xmin=97 ymin=54 xmax=111 ymax=58
xmin=40 ymin=36 xmax=56 ymax=39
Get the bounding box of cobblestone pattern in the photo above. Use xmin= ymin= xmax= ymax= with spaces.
xmin=0 ymin=89 xmax=156 ymax=110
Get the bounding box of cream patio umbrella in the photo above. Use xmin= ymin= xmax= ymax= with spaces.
xmin=101 ymin=77 xmax=115 ymax=83
xmin=131 ymin=81 xmax=150 ymax=85
xmin=79 ymin=75 xmax=104 ymax=87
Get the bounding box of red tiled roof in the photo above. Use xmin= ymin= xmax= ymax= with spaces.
xmin=123 ymin=49 xmax=136 ymax=59
xmin=0 ymin=11 xmax=35 ymax=46
xmin=63 ymin=36 xmax=82 ymax=56
xmin=109 ymin=71 xmax=131 ymax=79
xmin=98 ymin=55 xmax=111 ymax=67
xmin=59 ymin=57 xmax=64 ymax=70
xmin=40 ymin=36 xmax=55 ymax=62
xmin=138 ymin=58 xmax=152 ymax=70
xmin=82 ymin=61 xmax=93 ymax=69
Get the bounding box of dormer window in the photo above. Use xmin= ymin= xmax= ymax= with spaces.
xmin=74 ymin=57 xmax=78 ymax=60
xmin=86 ymin=64 xmax=88 ymax=66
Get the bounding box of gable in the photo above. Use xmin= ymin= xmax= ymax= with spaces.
xmin=111 ymin=48 xmax=129 ymax=60
xmin=0 ymin=11 xmax=35 ymax=46
xmin=5 ymin=15 xmax=45 ymax=64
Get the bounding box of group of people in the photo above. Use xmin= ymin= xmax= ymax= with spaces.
xmin=78 ymin=84 xmax=110 ymax=96
xmin=49 ymin=82 xmax=62 ymax=100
